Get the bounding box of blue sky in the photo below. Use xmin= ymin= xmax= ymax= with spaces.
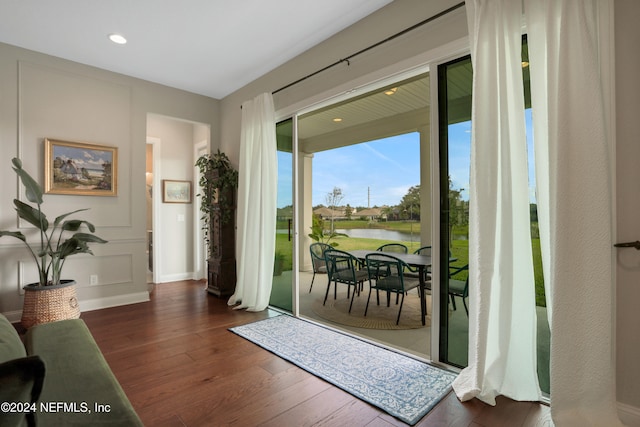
xmin=53 ymin=144 xmax=113 ymax=171
xmin=311 ymin=133 xmax=421 ymax=208
xmin=276 ymin=109 xmax=536 ymax=208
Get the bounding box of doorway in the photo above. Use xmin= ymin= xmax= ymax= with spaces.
xmin=146 ymin=137 xmax=161 ymax=284
xmin=292 ymin=71 xmax=433 ymax=359
xmin=146 ymin=114 xmax=211 ymax=285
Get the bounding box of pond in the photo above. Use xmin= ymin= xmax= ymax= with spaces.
xmin=278 ymin=227 xmax=467 ymax=241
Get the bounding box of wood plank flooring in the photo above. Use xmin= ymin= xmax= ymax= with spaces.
xmin=80 ymin=280 xmax=551 ymax=427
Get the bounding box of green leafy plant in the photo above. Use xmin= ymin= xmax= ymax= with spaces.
xmin=195 ymin=150 xmax=238 ymax=255
xmin=308 ymin=214 xmax=347 ymax=247
xmin=0 ymin=158 xmax=107 ymax=287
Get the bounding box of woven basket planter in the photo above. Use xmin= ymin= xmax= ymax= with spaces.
xmin=21 ymin=280 xmax=80 ymax=329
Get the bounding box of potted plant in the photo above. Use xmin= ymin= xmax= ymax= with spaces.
xmin=195 ymin=150 xmax=238 ymax=257
xmin=0 ymin=158 xmax=107 ymax=328
xmin=308 ymin=214 xmax=347 ymax=247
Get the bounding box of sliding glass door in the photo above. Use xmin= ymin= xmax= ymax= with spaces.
xmin=270 ymin=118 xmax=294 ymax=312
xmin=295 ymin=72 xmax=431 ymax=359
xmin=437 ymin=43 xmax=549 ymax=393
xmin=437 ymin=56 xmax=472 ymax=368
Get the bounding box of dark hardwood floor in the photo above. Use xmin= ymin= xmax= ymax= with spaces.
xmin=80 ymin=280 xmax=551 ymax=427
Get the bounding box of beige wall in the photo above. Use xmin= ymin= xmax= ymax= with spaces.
xmin=615 ymin=0 xmax=640 ymax=415
xmin=0 ymin=42 xmax=219 ymax=317
xmin=218 ymin=0 xmax=467 ymax=163
xmin=219 ymin=0 xmax=640 ymax=417
xmin=0 ymin=0 xmax=637 ymax=417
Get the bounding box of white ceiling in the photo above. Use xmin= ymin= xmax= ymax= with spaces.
xmin=0 ymin=0 xmax=392 ymax=99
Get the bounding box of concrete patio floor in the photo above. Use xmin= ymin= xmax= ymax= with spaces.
xmin=270 ymin=269 xmax=550 ymax=394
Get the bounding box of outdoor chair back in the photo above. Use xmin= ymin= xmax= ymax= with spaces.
xmin=308 ymin=242 xmax=332 ymax=293
xmin=376 ymin=243 xmax=408 ymax=253
xmin=323 ymin=249 xmax=368 ymax=313
xmin=448 ymin=264 xmax=469 ymax=315
xmin=405 ymin=245 xmax=432 ymax=282
xmin=364 ymin=252 xmax=421 ymax=325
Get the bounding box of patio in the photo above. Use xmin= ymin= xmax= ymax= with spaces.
xmin=271 ymin=269 xmax=550 ymax=394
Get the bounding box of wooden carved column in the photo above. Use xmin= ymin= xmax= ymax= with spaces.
xmin=206 ymin=169 xmax=236 ymax=297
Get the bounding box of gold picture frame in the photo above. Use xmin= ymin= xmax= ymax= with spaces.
xmin=45 ymin=138 xmax=118 ymax=196
xmin=162 ymin=180 xmax=192 ymax=203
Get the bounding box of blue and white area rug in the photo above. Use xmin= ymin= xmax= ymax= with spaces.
xmin=230 ymin=315 xmax=457 ymax=425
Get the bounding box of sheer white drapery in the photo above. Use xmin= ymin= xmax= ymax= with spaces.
xmin=457 ymin=0 xmax=623 ymax=425
xmin=525 ymin=1 xmax=622 ymax=425
xmin=452 ymin=0 xmax=541 ymax=405
xmin=228 ymin=92 xmax=277 ymax=312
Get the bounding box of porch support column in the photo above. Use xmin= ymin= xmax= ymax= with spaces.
xmin=419 ymin=125 xmax=432 ymax=246
xmin=299 ymin=152 xmax=314 ymax=271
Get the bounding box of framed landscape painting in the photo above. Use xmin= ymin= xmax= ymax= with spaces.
xmin=162 ymin=180 xmax=192 ymax=203
xmin=44 ymin=138 xmax=118 ymax=196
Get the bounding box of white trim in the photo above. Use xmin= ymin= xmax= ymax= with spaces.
xmin=3 ymin=292 xmax=151 ymax=322
xmin=156 ymin=272 xmax=194 ymax=284
xmin=2 ymin=311 xmax=23 ymax=323
xmin=146 ymin=136 xmax=161 ymax=284
xmin=291 ymin=114 xmax=300 ymax=317
xmin=193 ymin=140 xmax=209 ymax=281
xmin=429 ymin=59 xmax=442 ymax=363
xmin=80 ymin=292 xmax=150 ymax=312
xmin=618 ymin=402 xmax=640 ymax=427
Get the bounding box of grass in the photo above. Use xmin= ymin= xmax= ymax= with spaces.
xmin=276 ymin=221 xmax=547 ymax=307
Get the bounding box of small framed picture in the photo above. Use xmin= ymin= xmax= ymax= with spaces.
xmin=44 ymin=138 xmax=117 ymax=196
xmin=162 ymin=180 xmax=192 ymax=203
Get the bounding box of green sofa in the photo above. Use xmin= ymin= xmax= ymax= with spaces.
xmin=0 ymin=314 xmax=142 ymax=426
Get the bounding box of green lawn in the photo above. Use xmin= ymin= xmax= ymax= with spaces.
xmin=276 ymin=222 xmax=546 ymax=307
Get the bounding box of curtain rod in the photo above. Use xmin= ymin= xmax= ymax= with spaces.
xmin=271 ymin=1 xmax=465 ymax=96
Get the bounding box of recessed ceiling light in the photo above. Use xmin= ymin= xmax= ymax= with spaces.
xmin=384 ymin=87 xmax=398 ymax=95
xmin=109 ymin=34 xmax=127 ymax=45
xmin=332 ymin=118 xmax=343 ymax=122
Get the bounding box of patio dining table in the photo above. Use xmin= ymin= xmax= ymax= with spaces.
xmin=348 ymin=250 xmax=432 ymax=326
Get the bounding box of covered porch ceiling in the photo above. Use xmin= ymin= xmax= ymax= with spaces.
xmin=276 ymin=60 xmax=474 ymax=154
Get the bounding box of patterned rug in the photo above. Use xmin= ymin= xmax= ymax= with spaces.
xmin=311 ymin=292 xmax=430 ymax=330
xmin=230 ymin=315 xmax=457 ymax=425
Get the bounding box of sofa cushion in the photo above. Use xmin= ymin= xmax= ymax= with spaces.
xmin=0 ymin=355 xmax=45 ymax=427
xmin=25 ymin=318 xmax=143 ymax=426
xmin=0 ymin=314 xmax=44 ymax=427
xmin=0 ymin=314 xmax=26 ymax=363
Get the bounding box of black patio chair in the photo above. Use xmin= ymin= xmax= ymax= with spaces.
xmin=364 ymin=252 xmax=421 ymax=325
xmin=376 ymin=243 xmax=408 ymax=253
xmin=448 ymin=264 xmax=469 ymax=315
xmin=323 ymin=249 xmax=369 ymax=313
xmin=405 ymin=245 xmax=432 ymax=283
xmin=309 ymin=242 xmax=332 ymax=293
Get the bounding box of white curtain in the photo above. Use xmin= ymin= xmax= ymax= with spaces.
xmin=228 ymin=92 xmax=277 ymax=312
xmin=453 ymin=0 xmax=541 ymax=405
xmin=525 ymin=1 xmax=623 ymax=425
xmin=457 ymin=0 xmax=623 ymax=425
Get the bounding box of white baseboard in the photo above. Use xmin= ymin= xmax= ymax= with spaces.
xmin=157 ymin=272 xmax=194 ymax=283
xmin=80 ymin=292 xmax=150 ymax=312
xmin=3 ymin=291 xmax=150 ymax=324
xmin=619 ymin=401 xmax=640 ymax=426
xmin=3 ymin=310 xmax=23 ymax=323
